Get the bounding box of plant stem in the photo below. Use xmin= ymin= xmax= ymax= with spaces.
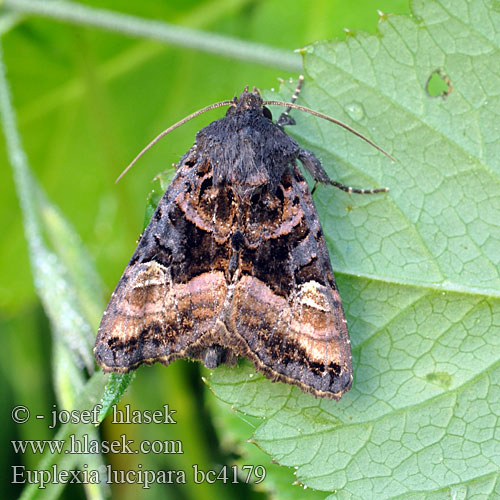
xmin=0 ymin=39 xmax=42 ymax=270
xmin=0 ymin=39 xmax=96 ymax=371
xmin=3 ymin=0 xmax=303 ymax=71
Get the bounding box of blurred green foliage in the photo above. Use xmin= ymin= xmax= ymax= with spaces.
xmin=1 ymin=1 xmax=410 ymax=499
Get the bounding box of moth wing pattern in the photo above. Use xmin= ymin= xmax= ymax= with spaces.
xmin=95 ymin=88 xmax=355 ymax=400
xmin=94 ymin=156 xmax=230 ymax=372
xmin=227 ymin=164 xmax=352 ymax=398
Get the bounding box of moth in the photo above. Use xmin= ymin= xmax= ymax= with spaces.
xmin=94 ymin=79 xmax=391 ymax=400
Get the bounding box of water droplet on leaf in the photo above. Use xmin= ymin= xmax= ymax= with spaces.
xmin=345 ymin=102 xmax=365 ymax=121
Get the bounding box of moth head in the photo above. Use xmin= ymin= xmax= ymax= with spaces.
xmin=116 ymin=80 xmax=394 ymax=183
xmin=226 ymin=87 xmax=272 ymax=120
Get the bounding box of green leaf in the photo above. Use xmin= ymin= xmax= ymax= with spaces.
xmin=205 ymin=385 xmax=327 ymax=500
xmin=207 ymin=1 xmax=500 ymax=498
xmin=97 ymin=372 xmax=135 ymax=423
xmin=142 ymin=167 xmax=176 ymax=229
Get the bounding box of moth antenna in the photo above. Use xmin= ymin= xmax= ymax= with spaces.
xmin=263 ymin=100 xmax=395 ymax=162
xmin=116 ymin=100 xmax=235 ymax=183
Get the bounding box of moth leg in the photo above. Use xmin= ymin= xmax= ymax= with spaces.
xmin=298 ymin=148 xmax=389 ymax=195
xmin=277 ymin=75 xmax=305 ymax=127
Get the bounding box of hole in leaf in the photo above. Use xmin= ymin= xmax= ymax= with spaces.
xmin=426 ymin=70 xmax=452 ymax=98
